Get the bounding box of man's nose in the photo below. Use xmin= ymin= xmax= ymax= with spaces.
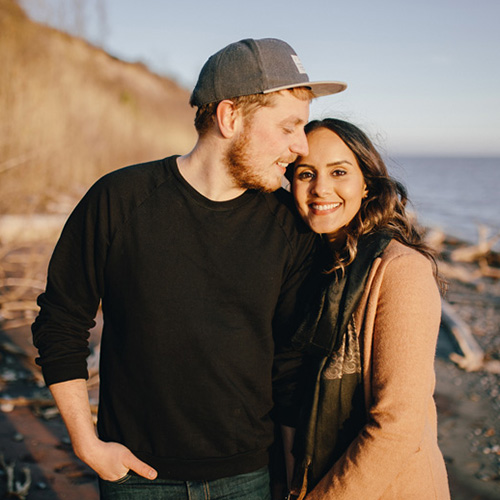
xmin=291 ymin=130 xmax=309 ymax=157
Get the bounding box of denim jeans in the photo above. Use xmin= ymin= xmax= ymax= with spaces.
xmin=98 ymin=466 xmax=271 ymax=500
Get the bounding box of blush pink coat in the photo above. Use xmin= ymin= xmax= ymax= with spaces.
xmin=303 ymin=240 xmax=450 ymax=500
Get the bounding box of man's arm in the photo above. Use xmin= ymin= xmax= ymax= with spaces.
xmin=50 ymin=379 xmax=157 ymax=482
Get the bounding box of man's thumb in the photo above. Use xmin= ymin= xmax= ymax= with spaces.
xmin=126 ymin=452 xmax=158 ymax=480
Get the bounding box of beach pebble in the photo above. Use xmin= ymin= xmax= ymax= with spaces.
xmin=13 ymin=432 xmax=24 ymax=442
xmin=476 ymin=471 xmax=495 ymax=481
xmin=0 ymin=369 xmax=18 ymax=381
xmin=0 ymin=402 xmax=14 ymax=413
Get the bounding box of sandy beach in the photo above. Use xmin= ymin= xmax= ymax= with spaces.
xmin=0 ymin=236 xmax=499 ymax=499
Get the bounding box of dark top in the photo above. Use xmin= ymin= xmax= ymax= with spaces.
xmin=32 ymin=156 xmax=315 ymax=480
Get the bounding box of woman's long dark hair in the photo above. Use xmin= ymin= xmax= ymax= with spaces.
xmin=293 ymin=118 xmax=442 ymax=286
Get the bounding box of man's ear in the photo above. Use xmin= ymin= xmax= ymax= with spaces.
xmin=216 ymin=100 xmax=242 ymax=138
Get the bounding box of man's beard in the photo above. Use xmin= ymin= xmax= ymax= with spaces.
xmin=224 ymin=131 xmax=280 ymax=193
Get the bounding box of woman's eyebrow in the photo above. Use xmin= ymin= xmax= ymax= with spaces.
xmin=325 ymin=160 xmax=354 ymax=167
xmin=295 ymin=160 xmax=354 ymax=168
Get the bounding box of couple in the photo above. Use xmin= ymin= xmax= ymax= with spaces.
xmin=32 ymin=38 xmax=450 ymax=499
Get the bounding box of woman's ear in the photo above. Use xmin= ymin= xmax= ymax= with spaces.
xmin=363 ymin=185 xmax=369 ymax=199
xmin=216 ymin=100 xmax=242 ymax=139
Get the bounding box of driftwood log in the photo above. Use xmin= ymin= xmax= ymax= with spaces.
xmin=437 ymin=260 xmax=482 ymax=286
xmin=440 ymin=299 xmax=484 ymax=371
xmin=479 ymin=258 xmax=500 ymax=279
xmin=449 ymin=225 xmax=500 ymax=264
xmin=0 ymin=453 xmax=31 ymax=500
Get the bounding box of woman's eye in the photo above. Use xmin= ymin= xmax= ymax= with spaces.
xmin=332 ymin=169 xmax=347 ymax=177
xmin=297 ymin=171 xmax=314 ymax=180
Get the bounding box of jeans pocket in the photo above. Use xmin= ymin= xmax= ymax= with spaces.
xmin=109 ymin=472 xmax=132 ymax=484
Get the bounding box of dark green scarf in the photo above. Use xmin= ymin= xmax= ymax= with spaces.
xmin=291 ymin=232 xmax=392 ymax=496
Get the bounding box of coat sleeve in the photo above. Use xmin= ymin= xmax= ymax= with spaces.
xmin=306 ymin=249 xmax=442 ymax=499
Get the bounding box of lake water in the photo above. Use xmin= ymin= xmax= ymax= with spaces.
xmin=388 ymin=156 xmax=500 ymax=249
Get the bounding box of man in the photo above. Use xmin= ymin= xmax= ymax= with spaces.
xmin=32 ymin=38 xmax=346 ymax=499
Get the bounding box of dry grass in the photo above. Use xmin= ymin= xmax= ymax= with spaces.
xmin=0 ymin=0 xmax=197 ymax=214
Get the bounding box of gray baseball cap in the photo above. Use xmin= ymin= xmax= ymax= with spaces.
xmin=190 ymin=38 xmax=347 ymax=107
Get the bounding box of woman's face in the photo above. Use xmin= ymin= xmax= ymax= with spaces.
xmin=292 ymin=127 xmax=367 ymax=236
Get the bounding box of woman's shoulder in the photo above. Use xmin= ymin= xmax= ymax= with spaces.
xmin=381 ymin=239 xmax=430 ymax=264
xmin=373 ymin=239 xmax=436 ymax=285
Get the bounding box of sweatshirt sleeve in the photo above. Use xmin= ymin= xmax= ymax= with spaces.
xmin=32 ymin=178 xmax=113 ymax=386
xmin=307 ymin=249 xmax=442 ymax=499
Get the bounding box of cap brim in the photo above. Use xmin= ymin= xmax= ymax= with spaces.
xmin=264 ymin=80 xmax=347 ymax=98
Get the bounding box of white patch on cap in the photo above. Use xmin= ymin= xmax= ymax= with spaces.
xmin=291 ymin=55 xmax=307 ymax=74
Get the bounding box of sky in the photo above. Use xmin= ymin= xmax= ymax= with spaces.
xmin=21 ymin=0 xmax=500 ymax=157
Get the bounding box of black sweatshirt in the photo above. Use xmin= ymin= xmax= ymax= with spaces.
xmin=32 ymin=156 xmax=315 ymax=480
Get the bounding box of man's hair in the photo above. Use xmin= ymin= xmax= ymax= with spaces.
xmin=193 ymin=87 xmax=315 ymax=136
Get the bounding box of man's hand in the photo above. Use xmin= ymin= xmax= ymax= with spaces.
xmin=76 ymin=437 xmax=158 ymax=482
xmin=49 ymin=379 xmax=157 ymax=481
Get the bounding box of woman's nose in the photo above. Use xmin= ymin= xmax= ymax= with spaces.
xmin=311 ymin=174 xmax=333 ymax=196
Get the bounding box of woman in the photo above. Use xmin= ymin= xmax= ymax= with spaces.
xmin=283 ymin=119 xmax=450 ymax=499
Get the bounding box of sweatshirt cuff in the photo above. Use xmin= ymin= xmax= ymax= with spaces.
xmin=40 ymin=362 xmax=89 ymax=387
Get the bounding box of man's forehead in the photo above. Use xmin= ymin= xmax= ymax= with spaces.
xmin=258 ymin=91 xmax=310 ymax=116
